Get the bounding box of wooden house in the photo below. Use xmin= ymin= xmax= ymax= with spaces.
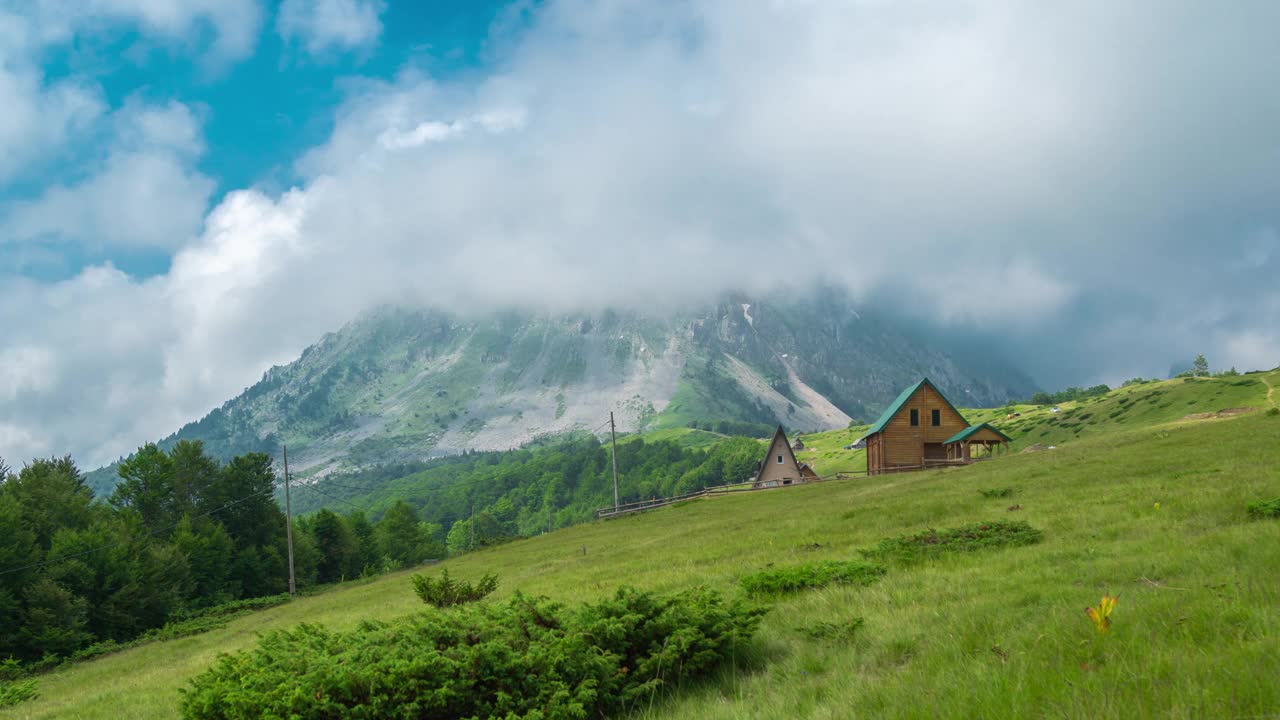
xmin=859 ymin=378 xmax=1009 ymax=474
xmin=751 ymin=426 xmax=819 ymax=488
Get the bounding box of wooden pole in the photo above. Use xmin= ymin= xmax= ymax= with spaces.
xmin=610 ymin=411 xmax=621 ymax=510
xmin=282 ymin=445 xmax=297 ymax=597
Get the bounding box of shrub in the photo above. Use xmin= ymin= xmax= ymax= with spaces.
xmin=739 ymin=560 xmax=885 ymax=596
xmin=410 ymin=568 xmax=498 ymax=607
xmin=1266 ymin=407 xmax=1279 ymax=417
xmin=1247 ymin=497 xmax=1280 ymax=519
xmin=67 ymin=594 xmax=294 ymax=665
xmin=979 ymin=488 xmax=1014 ymax=498
xmin=0 ymin=679 xmax=38 ymax=708
xmin=167 ymin=594 xmax=291 ymax=623
xmin=181 ymin=587 xmax=764 ymax=720
xmin=863 ymin=520 xmax=1043 ymax=562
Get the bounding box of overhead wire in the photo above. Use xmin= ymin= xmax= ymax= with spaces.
xmin=2 ymin=414 xmax=624 ymax=574
xmin=0 ymin=481 xmax=284 ymax=577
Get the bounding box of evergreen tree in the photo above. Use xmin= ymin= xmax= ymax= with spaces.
xmin=111 ymin=444 xmax=175 ymax=528
xmin=1193 ymin=354 xmax=1210 ymax=377
xmin=168 ymin=440 xmax=220 ymax=519
xmin=345 ymin=510 xmax=379 ymax=576
xmin=376 ymin=501 xmax=437 ymax=568
xmin=6 ymin=457 xmax=94 ymax=549
xmin=172 ymin=517 xmax=236 ymax=603
xmin=310 ymin=509 xmax=359 ymax=584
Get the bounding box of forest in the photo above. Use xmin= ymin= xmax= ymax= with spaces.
xmin=0 ymin=432 xmax=762 ymax=666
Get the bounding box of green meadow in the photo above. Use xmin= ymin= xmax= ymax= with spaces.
xmin=6 ymin=373 xmax=1280 ymax=719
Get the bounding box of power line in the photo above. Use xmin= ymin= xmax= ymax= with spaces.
xmin=0 ymin=482 xmax=283 ymax=577
xmin=293 ymin=481 xmax=368 ymax=512
xmin=315 ymin=479 xmax=384 ymax=494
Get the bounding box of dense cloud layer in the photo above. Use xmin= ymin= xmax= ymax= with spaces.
xmin=2 ymin=0 xmax=1279 ymax=466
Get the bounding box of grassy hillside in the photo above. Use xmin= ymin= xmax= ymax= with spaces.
xmin=975 ymin=372 xmax=1275 ymax=448
xmin=790 ymin=425 xmax=870 ymax=475
xmin=8 ymin=404 xmax=1279 ymax=719
xmin=791 ymin=371 xmax=1278 ymax=477
xmin=617 ymin=427 xmax=731 ymax=449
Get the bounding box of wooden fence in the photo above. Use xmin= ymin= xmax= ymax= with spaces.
xmin=595 ymin=454 xmax=1007 ymax=518
xmin=594 ymin=471 xmax=864 ymax=520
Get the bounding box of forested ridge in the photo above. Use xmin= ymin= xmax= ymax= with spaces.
xmin=0 ymin=432 xmax=761 ymax=666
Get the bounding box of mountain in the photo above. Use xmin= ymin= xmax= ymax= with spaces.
xmin=86 ymin=290 xmax=1036 ymax=494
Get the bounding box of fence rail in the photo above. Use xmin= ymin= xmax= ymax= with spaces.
xmin=594 ymin=470 xmax=866 ymax=519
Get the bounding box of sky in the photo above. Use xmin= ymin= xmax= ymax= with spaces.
xmin=1 ymin=0 xmax=1279 ymax=468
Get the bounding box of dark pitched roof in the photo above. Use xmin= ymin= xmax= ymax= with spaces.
xmin=943 ymin=422 xmax=1012 ymax=444
xmin=859 ymin=377 xmax=968 ymax=441
xmin=762 ymin=425 xmax=804 ymax=470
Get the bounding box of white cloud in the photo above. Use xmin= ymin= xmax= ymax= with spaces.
xmin=3 ymin=0 xmax=1280 ymax=466
xmin=2 ymin=101 xmax=214 ymax=249
xmin=1221 ymin=331 xmax=1280 ymax=373
xmin=0 ymin=346 xmax=58 ymax=401
xmin=20 ymin=0 xmax=264 ymax=62
xmin=276 ymin=0 xmax=385 ymax=57
xmin=0 ymin=61 xmax=104 ymax=183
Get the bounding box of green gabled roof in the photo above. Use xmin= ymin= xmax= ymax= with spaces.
xmin=858 ymin=377 xmax=968 ymax=442
xmin=943 ymin=422 xmax=1012 ymax=445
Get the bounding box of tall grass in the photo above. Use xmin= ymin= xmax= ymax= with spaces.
xmin=6 ymin=410 xmax=1279 ymax=720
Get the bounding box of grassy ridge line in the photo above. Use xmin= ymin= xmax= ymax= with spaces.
xmin=6 ymin=411 xmax=1280 ymax=719
xmin=793 ymin=371 xmax=1278 ymax=476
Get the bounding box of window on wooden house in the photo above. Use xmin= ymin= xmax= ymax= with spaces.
xmin=777 ymin=454 xmax=783 ymax=464
xmin=932 ymin=409 xmax=941 ymax=426
xmin=910 ymin=409 xmax=919 ymax=426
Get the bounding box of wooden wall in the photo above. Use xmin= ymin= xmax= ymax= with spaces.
xmin=869 ymin=383 xmax=969 ymax=473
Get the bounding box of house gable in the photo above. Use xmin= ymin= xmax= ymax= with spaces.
xmin=755 ymin=426 xmax=808 ymax=485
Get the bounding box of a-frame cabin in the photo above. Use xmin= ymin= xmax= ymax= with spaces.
xmin=751 ymin=426 xmax=819 ymax=488
xmin=859 ymin=378 xmax=972 ymax=475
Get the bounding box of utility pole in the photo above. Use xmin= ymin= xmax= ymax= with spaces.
xmin=282 ymin=445 xmax=297 ymax=597
xmin=610 ymin=411 xmax=620 ymax=510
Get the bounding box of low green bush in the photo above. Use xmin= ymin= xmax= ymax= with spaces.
xmin=0 ymin=679 xmax=38 ymax=708
xmin=410 ymin=568 xmax=498 ymax=607
xmin=739 ymin=560 xmax=885 ymax=596
xmin=979 ymin=488 xmax=1014 ymax=498
xmin=1247 ymin=497 xmax=1280 ymax=519
xmin=167 ymin=594 xmax=291 ymax=622
xmin=1266 ymin=407 xmax=1280 ymax=417
xmin=863 ymin=520 xmax=1043 ymax=562
xmin=181 ymin=587 xmax=764 ymax=719
xmin=68 ymin=594 xmax=293 ymax=664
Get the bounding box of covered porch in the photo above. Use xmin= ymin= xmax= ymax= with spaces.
xmin=943 ymin=423 xmax=1013 ymax=462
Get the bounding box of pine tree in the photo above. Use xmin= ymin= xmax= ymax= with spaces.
xmin=1193 ymin=354 xmax=1210 ymax=377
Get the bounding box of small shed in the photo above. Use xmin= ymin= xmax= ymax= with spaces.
xmin=791 ymin=437 xmax=806 ymax=450
xmin=751 ymin=426 xmax=818 ymax=489
xmin=943 ymin=423 xmax=1013 ymax=460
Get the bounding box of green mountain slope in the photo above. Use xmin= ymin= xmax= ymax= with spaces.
xmin=87 ymin=291 xmax=1037 ymax=495
xmin=13 ymin=402 xmax=1280 ymax=719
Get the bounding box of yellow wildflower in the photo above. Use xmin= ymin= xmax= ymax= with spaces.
xmin=1085 ymin=594 xmax=1118 ymax=634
